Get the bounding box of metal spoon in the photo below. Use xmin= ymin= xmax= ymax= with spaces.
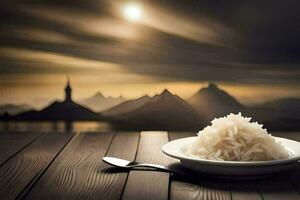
xmin=102 ymin=157 xmax=171 ymax=172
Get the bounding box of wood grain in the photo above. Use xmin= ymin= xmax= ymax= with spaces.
xmin=270 ymin=132 xmax=300 ymax=197
xmin=122 ymin=131 xmax=174 ymax=200
xmin=0 ymin=132 xmax=73 ymax=200
xmin=0 ymin=131 xmax=298 ymax=200
xmin=229 ymin=181 xmax=261 ymax=200
xmin=99 ymin=132 xmax=139 ymax=200
xmin=169 ymin=132 xmax=232 ymax=200
xmin=257 ymin=177 xmax=300 ymax=200
xmin=25 ymin=131 xmax=123 ymax=199
xmin=0 ymin=131 xmax=42 ymax=166
xmin=290 ymin=164 xmax=300 ymax=195
xmin=168 ymin=131 xmax=197 ymax=141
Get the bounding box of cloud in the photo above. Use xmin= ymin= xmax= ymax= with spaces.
xmin=0 ymin=0 xmax=299 ymax=87
xmin=120 ymin=2 xmax=234 ymax=47
xmin=0 ymin=47 xmax=125 ymax=73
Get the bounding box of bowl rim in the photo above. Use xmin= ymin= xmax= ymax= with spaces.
xmin=162 ymin=136 xmax=300 ymax=166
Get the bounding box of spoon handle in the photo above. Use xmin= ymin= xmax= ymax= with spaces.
xmin=131 ymin=163 xmax=171 ymax=172
xmin=102 ymin=156 xmax=173 ymax=173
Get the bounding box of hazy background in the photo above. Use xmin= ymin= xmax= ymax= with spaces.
xmin=0 ymin=0 xmax=300 ymax=108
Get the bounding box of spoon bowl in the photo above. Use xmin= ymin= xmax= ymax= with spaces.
xmin=102 ymin=157 xmax=170 ymax=172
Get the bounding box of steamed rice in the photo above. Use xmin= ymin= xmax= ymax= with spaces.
xmin=184 ymin=113 xmax=290 ymax=161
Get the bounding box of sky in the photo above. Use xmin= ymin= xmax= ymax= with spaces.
xmin=0 ymin=0 xmax=300 ymax=107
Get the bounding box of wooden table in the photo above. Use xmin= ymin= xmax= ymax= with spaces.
xmin=0 ymin=131 xmax=299 ymax=200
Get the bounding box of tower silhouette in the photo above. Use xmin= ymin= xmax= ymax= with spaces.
xmin=64 ymin=77 xmax=72 ymax=102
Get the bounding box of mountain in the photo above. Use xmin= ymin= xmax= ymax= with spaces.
xmin=80 ymin=92 xmax=125 ymax=112
xmin=256 ymin=98 xmax=300 ymax=111
xmin=245 ymin=98 xmax=300 ymax=131
xmin=0 ymin=103 xmax=32 ymax=115
xmin=12 ymin=100 xmax=101 ymax=121
xmin=106 ymin=90 xmax=201 ymax=130
xmin=187 ymin=83 xmax=244 ymax=122
xmin=102 ymin=95 xmax=151 ymax=117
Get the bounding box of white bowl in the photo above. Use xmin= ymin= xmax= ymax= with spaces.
xmin=162 ymin=137 xmax=300 ymax=176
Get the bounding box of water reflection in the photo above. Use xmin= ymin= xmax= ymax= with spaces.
xmin=0 ymin=121 xmax=114 ymax=132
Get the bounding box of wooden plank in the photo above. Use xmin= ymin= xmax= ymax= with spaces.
xmin=257 ymin=176 xmax=300 ymax=200
xmin=0 ymin=132 xmax=73 ymax=200
xmin=122 ymin=131 xmax=174 ymax=200
xmin=271 ymin=132 xmax=300 ymax=196
xmin=99 ymin=132 xmax=139 ymax=200
xmin=0 ymin=131 xmax=42 ymax=166
xmin=169 ymin=132 xmax=232 ymax=200
xmin=290 ymin=165 xmax=300 ymax=195
xmin=168 ymin=131 xmax=197 ymax=141
xmin=229 ymin=181 xmax=261 ymax=200
xmin=170 ymin=176 xmax=232 ymax=200
xmin=25 ymin=131 xmax=118 ymax=199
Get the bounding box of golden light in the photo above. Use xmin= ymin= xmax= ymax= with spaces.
xmin=122 ymin=3 xmax=142 ymax=22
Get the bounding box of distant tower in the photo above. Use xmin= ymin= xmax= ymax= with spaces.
xmin=64 ymin=77 xmax=72 ymax=102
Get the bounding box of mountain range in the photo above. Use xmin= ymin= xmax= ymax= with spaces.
xmin=245 ymin=98 xmax=300 ymax=131
xmin=103 ymin=84 xmax=300 ymax=131
xmin=2 ymin=83 xmax=300 ymax=131
xmin=0 ymin=104 xmax=32 ymax=115
xmin=12 ymin=100 xmax=101 ymax=121
xmin=102 ymin=95 xmax=151 ymax=117
xmin=80 ymin=92 xmax=125 ymax=112
xmin=104 ymin=89 xmax=201 ymax=130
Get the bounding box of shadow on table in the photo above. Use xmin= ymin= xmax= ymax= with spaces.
xmin=100 ymin=161 xmax=299 ymax=194
xmin=168 ymin=162 xmax=300 ymax=194
xmin=99 ymin=166 xmax=129 ymax=174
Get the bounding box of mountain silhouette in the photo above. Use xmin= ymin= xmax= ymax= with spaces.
xmin=245 ymin=98 xmax=300 ymax=131
xmin=12 ymin=78 xmax=101 ymax=121
xmin=106 ymin=89 xmax=201 ymax=130
xmin=13 ymin=100 xmax=101 ymax=121
xmin=0 ymin=103 xmax=32 ymax=115
xmin=80 ymin=92 xmax=125 ymax=112
xmin=102 ymin=95 xmax=151 ymax=117
xmin=187 ymin=83 xmax=243 ymax=122
xmin=2 ymin=80 xmax=300 ymax=131
xmin=257 ymin=98 xmax=300 ymax=111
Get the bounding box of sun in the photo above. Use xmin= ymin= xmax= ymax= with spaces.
xmin=122 ymin=3 xmax=142 ymax=22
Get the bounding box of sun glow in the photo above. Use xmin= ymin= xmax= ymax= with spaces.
xmin=122 ymin=3 xmax=142 ymax=22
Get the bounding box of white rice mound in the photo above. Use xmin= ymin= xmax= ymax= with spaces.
xmin=184 ymin=113 xmax=290 ymax=161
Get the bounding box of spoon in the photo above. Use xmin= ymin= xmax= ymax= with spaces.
xmin=102 ymin=157 xmax=171 ymax=172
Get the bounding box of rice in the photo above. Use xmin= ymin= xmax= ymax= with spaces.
xmin=184 ymin=113 xmax=290 ymax=161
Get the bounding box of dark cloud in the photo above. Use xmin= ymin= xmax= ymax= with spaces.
xmin=0 ymin=0 xmax=299 ymax=84
xmin=151 ymin=0 xmax=300 ymax=63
